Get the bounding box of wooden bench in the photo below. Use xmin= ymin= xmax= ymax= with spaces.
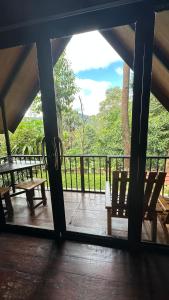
xmin=0 ymin=187 xmax=13 ymax=217
xmin=16 ymin=178 xmax=47 ymax=215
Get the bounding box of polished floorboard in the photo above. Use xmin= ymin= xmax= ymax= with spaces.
xmin=6 ymin=191 xmax=169 ymax=244
xmin=0 ymin=233 xmax=169 ymax=299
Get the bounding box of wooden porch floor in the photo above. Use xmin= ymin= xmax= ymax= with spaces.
xmin=6 ymin=191 xmax=169 ymax=244
xmin=1 ymin=233 xmax=169 ymax=300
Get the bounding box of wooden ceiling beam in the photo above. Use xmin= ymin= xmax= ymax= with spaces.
xmin=130 ymin=24 xmax=169 ymax=72
xmin=0 ymin=0 xmax=168 ymax=33
xmin=0 ymin=1 xmax=144 ymax=30
xmin=0 ymin=2 xmax=146 ymax=49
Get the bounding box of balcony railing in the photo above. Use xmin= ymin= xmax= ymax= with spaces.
xmin=0 ymin=154 xmax=169 ymax=193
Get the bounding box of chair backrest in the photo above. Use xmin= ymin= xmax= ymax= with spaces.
xmin=111 ymin=171 xmax=166 ymax=219
xmin=111 ymin=171 xmax=129 ymax=218
xmin=144 ymin=172 xmax=166 ymax=220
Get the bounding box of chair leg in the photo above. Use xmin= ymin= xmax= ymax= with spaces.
xmin=41 ymin=182 xmax=47 ymax=206
xmin=151 ymin=214 xmax=157 ymax=242
xmin=107 ymin=208 xmax=112 ymax=235
xmin=4 ymin=192 xmax=13 ymax=217
xmin=26 ymin=189 xmax=34 ymax=216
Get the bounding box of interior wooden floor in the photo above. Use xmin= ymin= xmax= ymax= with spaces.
xmin=0 ymin=233 xmax=169 ymax=300
xmin=6 ymin=190 xmax=169 ymax=244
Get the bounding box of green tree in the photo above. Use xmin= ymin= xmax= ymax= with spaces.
xmin=97 ymin=87 xmax=123 ymax=155
xmin=31 ymin=51 xmax=78 ymax=118
xmin=10 ymin=119 xmax=44 ymax=155
xmin=148 ymin=95 xmax=169 ymax=155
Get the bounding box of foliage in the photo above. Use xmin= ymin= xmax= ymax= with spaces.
xmin=0 ymin=85 xmax=169 ymax=158
xmin=61 ymin=88 xmax=169 ymax=157
xmin=3 ymin=51 xmax=78 ymax=156
xmin=147 ymin=95 xmax=169 ymax=155
xmin=31 ymin=51 xmax=78 ymax=117
xmin=9 ymin=119 xmax=44 ymax=155
xmin=60 ymin=87 xmax=124 ymax=155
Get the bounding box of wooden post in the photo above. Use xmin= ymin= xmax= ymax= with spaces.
xmin=36 ymin=38 xmax=66 ymax=237
xmin=128 ymin=10 xmax=155 ymax=249
xmin=1 ymin=101 xmax=16 ymax=192
xmin=0 ymin=194 xmax=5 ymax=230
xmin=1 ymin=102 xmax=12 ymax=158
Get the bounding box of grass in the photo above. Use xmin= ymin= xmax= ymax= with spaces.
xmin=33 ymin=167 xmax=106 ymax=191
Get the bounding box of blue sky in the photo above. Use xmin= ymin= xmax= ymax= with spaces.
xmin=76 ymin=61 xmax=123 ymax=88
xmin=66 ymin=31 xmax=123 ymax=115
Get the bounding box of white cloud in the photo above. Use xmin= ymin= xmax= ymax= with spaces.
xmin=115 ymin=67 xmax=123 ymax=76
xmin=66 ymin=31 xmax=122 ymax=73
xmin=73 ymin=78 xmax=112 ymax=115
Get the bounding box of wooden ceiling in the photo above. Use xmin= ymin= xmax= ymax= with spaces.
xmin=0 ymin=38 xmax=70 ymax=133
xmin=101 ymin=10 xmax=169 ymax=112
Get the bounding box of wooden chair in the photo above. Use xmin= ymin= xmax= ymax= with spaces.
xmin=0 ymin=187 xmax=13 ymax=217
xmin=157 ymin=195 xmax=169 ymax=231
xmin=105 ymin=171 xmax=166 ymax=241
xmin=16 ymin=178 xmax=47 ymax=215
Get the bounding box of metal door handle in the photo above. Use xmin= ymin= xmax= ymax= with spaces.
xmin=53 ymin=136 xmax=63 ymax=170
xmin=58 ymin=136 xmax=63 ymax=166
xmin=42 ymin=136 xmax=63 ymax=171
xmin=41 ymin=137 xmax=48 ymax=169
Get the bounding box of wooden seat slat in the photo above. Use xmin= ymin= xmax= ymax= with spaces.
xmin=16 ymin=178 xmax=46 ymax=191
xmin=112 ymin=171 xmax=119 ymax=216
xmin=119 ymin=171 xmax=128 ymax=206
xmin=147 ymin=172 xmax=166 ymax=219
xmin=143 ymin=172 xmax=156 ymax=214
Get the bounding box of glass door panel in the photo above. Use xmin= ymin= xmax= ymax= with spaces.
xmin=141 ymin=10 xmax=169 ymax=246
xmin=50 ymin=24 xmax=135 ymax=239
xmin=1 ymin=42 xmax=54 ymax=230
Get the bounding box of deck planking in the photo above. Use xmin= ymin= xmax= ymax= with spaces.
xmin=5 ymin=191 xmax=169 ymax=245
xmin=0 ymin=233 xmax=169 ymax=299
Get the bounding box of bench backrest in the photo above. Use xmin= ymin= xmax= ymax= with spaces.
xmin=111 ymin=171 xmax=166 ymax=219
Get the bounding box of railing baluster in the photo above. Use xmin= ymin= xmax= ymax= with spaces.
xmin=99 ymin=157 xmax=101 ymax=192
xmin=80 ymin=156 xmax=85 ymax=192
xmin=156 ymin=157 xmax=159 ymax=172
xmin=63 ymin=156 xmax=67 ymax=190
xmin=109 ymin=157 xmax=111 ymax=184
xmin=122 ymin=157 xmax=124 ymax=171
xmin=70 ymin=157 xmax=72 ymax=190
xmin=87 ymin=158 xmax=90 ymax=192
xmin=93 ymin=157 xmax=96 ymax=192
xmin=75 ymin=157 xmax=78 ymax=191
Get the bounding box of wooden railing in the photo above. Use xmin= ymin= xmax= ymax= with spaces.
xmin=0 ymin=154 xmax=169 ymax=193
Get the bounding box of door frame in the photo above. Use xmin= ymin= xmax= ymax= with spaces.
xmin=0 ymin=2 xmax=167 ymax=251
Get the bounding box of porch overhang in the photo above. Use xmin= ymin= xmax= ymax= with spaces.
xmin=101 ymin=10 xmax=169 ymax=112
xmin=0 ymin=37 xmax=70 ymax=133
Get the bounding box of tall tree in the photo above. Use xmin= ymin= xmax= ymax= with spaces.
xmin=31 ymin=51 xmax=78 ymax=118
xmin=121 ymin=63 xmax=131 ymax=168
xmin=98 ymin=87 xmax=123 ymax=155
